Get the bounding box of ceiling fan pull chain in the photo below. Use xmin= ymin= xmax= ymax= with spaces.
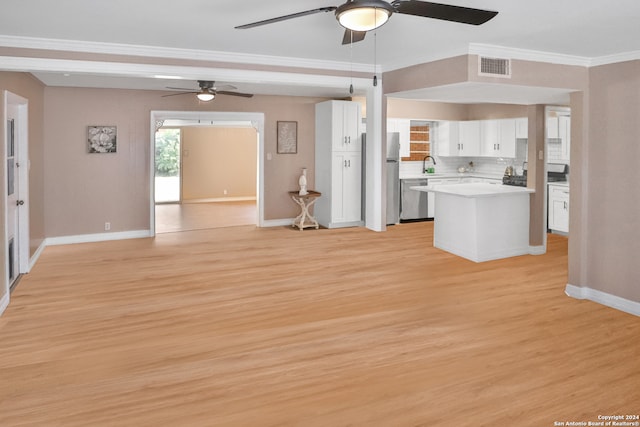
xmin=373 ymin=21 xmax=378 ymax=87
xmin=349 ymin=30 xmax=354 ymax=95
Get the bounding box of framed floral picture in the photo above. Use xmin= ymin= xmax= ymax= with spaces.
xmin=88 ymin=125 xmax=117 ymax=153
xmin=277 ymin=121 xmax=297 ymax=154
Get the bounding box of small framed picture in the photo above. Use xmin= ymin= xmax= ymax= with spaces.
xmin=88 ymin=125 xmax=117 ymax=153
xmin=277 ymin=121 xmax=297 ymax=154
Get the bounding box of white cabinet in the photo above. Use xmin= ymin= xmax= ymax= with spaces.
xmin=547 ymin=115 xmax=571 ymax=162
xmin=387 ymin=118 xmax=411 ymax=158
xmin=436 ymin=121 xmax=480 ymax=157
xmin=547 ymin=116 xmax=560 ymax=138
xmin=435 ymin=121 xmax=459 ymax=157
xmin=427 ymin=177 xmax=462 ymax=218
xmin=330 ymin=101 xmax=361 ymax=152
xmin=480 ymin=119 xmax=516 ymax=158
xmin=516 ymin=117 xmax=528 ymax=139
xmin=548 ymin=184 xmax=569 ymax=233
xmin=438 ymin=119 xmax=516 ymax=158
xmin=331 ymin=152 xmax=362 ymax=224
xmin=497 ymin=119 xmax=517 ymax=158
xmin=459 ymin=121 xmax=481 ymax=156
xmin=315 ymin=100 xmax=363 ymax=228
xmin=559 ymin=116 xmax=571 ymax=161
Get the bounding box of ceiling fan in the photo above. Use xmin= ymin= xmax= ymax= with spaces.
xmin=162 ymin=80 xmax=254 ymax=102
xmin=235 ymin=0 xmax=498 ymax=45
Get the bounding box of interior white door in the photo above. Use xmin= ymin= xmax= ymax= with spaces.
xmin=6 ymin=116 xmax=20 ymax=285
xmin=6 ymin=109 xmax=20 ymax=287
xmin=3 ymin=92 xmax=29 ymax=310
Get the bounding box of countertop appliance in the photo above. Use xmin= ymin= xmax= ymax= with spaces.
xmin=503 ymin=162 xmax=569 ymax=186
xmin=386 ymin=133 xmax=400 ymax=225
xmin=400 ymin=177 xmax=429 ymax=222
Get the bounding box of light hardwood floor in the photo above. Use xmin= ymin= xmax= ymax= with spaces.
xmin=1 ymin=223 xmax=638 ymax=426
xmin=155 ymin=201 xmax=257 ymax=233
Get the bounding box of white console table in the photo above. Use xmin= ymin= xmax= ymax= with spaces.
xmin=289 ymin=191 xmax=321 ymax=231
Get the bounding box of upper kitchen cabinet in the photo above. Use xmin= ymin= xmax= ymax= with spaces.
xmin=435 ymin=121 xmax=480 ymax=157
xmin=435 ymin=121 xmax=459 ymax=157
xmin=387 ymin=118 xmax=411 ymax=158
xmin=516 ymin=117 xmax=528 ymax=139
xmin=459 ymin=120 xmax=481 ymax=156
xmin=559 ymin=116 xmax=571 ymax=161
xmin=547 ymin=114 xmax=571 ymax=162
xmin=323 ymin=100 xmax=361 ymax=152
xmin=480 ymin=119 xmax=516 ymax=158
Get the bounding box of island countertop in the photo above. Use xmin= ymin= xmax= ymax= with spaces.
xmin=411 ymin=182 xmax=535 ymax=198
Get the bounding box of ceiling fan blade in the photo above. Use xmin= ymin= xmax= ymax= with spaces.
xmin=214 ymin=84 xmax=238 ymax=91
xmin=391 ymin=0 xmax=498 ymax=25
xmin=341 ymin=29 xmax=367 ymax=45
xmin=166 ymin=86 xmax=198 ymax=91
xmin=216 ymin=91 xmax=254 ymax=98
xmin=235 ymin=6 xmax=337 ymax=29
xmin=161 ymin=91 xmax=196 ymax=97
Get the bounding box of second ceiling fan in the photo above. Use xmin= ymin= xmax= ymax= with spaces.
xmin=236 ymin=0 xmax=498 ymax=45
xmin=163 ymin=80 xmax=254 ymax=102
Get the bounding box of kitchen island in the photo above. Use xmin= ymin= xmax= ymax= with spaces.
xmin=411 ymin=183 xmax=535 ymax=262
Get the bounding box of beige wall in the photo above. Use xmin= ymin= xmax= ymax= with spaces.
xmin=526 ymin=105 xmax=546 ymax=246
xmin=466 ymin=103 xmax=529 ymax=120
xmin=181 ymin=127 xmax=257 ymax=200
xmin=577 ymin=60 xmax=640 ymax=301
xmin=43 ymin=86 xmax=327 ymax=237
xmin=0 ymin=72 xmax=45 ymax=256
xmin=383 ymin=55 xmax=470 ymax=94
xmin=386 ymin=99 xmax=468 ymax=120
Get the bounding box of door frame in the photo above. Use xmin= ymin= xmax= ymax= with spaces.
xmin=2 ymin=91 xmax=30 ymax=314
xmin=149 ymin=111 xmax=265 ymax=235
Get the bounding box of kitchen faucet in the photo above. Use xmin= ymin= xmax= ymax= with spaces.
xmin=423 ymin=155 xmax=436 ymax=173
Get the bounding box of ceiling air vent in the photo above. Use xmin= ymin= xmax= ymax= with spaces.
xmin=479 ymin=56 xmax=511 ymax=78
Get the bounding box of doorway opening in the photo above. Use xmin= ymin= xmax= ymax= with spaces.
xmin=150 ymin=112 xmax=264 ymax=235
xmin=154 ymin=128 xmax=181 ymax=204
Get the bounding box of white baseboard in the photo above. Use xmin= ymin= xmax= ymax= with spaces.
xmin=261 ymin=218 xmax=294 ymax=228
xmin=182 ymin=197 xmax=256 ymax=204
xmin=0 ymin=292 xmax=9 ymax=316
xmin=529 ymin=245 xmax=546 ymax=255
xmin=565 ymin=284 xmax=640 ymax=317
xmin=28 ymin=240 xmax=47 ymax=272
xmin=46 ymin=229 xmax=152 ymax=246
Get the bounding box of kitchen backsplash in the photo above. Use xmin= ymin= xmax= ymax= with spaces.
xmin=400 ymin=156 xmax=523 ymax=177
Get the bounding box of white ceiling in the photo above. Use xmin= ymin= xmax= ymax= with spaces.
xmin=2 ymin=0 xmax=640 ymax=104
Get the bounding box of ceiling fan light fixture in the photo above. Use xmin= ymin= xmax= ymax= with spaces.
xmin=196 ymin=90 xmax=215 ymax=102
xmin=336 ymin=0 xmax=393 ymax=32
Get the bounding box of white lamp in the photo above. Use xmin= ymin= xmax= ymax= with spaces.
xmin=196 ymin=90 xmax=215 ymax=102
xmin=336 ymin=0 xmax=393 ymax=32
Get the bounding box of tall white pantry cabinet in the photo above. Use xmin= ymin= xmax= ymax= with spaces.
xmin=314 ymin=100 xmax=363 ymax=228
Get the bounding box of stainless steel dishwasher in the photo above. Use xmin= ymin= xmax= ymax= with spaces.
xmin=400 ymin=178 xmax=429 ymax=222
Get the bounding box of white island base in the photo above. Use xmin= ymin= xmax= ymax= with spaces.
xmin=413 ymin=183 xmax=535 ymax=263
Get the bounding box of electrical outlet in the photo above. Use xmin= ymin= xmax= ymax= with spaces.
xmin=223 ymin=189 xmax=228 ymax=195
xmin=105 ymin=222 xmax=111 ymax=231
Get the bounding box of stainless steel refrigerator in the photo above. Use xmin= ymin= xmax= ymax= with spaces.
xmin=386 ymin=133 xmax=400 ymax=225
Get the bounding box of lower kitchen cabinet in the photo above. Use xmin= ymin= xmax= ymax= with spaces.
xmin=548 ymin=184 xmax=569 ymax=233
xmin=315 ymin=152 xmax=362 ymax=228
xmin=426 ymin=177 xmax=462 ymax=218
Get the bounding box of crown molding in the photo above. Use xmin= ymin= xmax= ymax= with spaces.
xmin=2 ymin=35 xmax=636 ymax=78
xmin=0 ymin=34 xmax=379 ymax=74
xmin=589 ymin=50 xmax=640 ymax=67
